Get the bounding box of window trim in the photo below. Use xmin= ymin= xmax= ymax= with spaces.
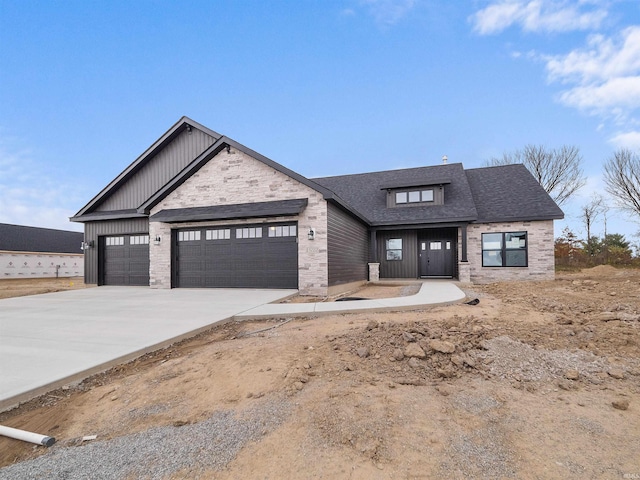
xmin=385 ymin=238 xmax=403 ymax=261
xmin=481 ymin=231 xmax=528 ymax=267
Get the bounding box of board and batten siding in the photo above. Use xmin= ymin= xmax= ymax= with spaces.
xmin=326 ymin=203 xmax=368 ymax=287
xmin=97 ymin=128 xmax=216 ymax=212
xmin=83 ymin=218 xmax=149 ymax=284
xmin=377 ymin=229 xmax=418 ymax=278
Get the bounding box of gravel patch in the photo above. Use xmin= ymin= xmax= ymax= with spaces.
xmin=475 ymin=336 xmax=612 ymax=383
xmin=0 ymin=396 xmax=291 ymax=480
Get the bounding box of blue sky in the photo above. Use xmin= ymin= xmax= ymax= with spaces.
xmin=1 ymin=0 xmax=639 ymax=244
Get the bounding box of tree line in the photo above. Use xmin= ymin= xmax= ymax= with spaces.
xmin=486 ymin=145 xmax=640 ymax=268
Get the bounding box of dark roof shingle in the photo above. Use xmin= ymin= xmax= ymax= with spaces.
xmin=0 ymin=223 xmax=83 ymax=254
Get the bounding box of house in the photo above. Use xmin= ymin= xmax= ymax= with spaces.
xmin=0 ymin=223 xmax=84 ymax=278
xmin=71 ymin=117 xmax=563 ymax=295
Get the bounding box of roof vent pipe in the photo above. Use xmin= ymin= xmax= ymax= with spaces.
xmin=442 ymin=155 xmax=448 ymax=165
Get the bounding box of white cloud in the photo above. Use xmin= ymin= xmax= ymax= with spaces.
xmin=359 ymin=0 xmax=416 ymax=26
xmin=471 ymin=0 xmax=608 ymax=35
xmin=0 ymin=139 xmax=84 ymax=232
xmin=542 ymin=27 xmax=640 ymax=119
xmin=609 ymin=130 xmax=640 ymax=150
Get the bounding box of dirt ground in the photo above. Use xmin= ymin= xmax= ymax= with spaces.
xmin=1 ymin=267 xmax=639 ymax=478
xmin=0 ymin=277 xmax=91 ymax=299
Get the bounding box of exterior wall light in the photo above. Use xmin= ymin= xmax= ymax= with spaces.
xmin=154 ymin=235 xmax=161 ymax=245
xmin=308 ymin=228 xmax=315 ymax=241
xmin=81 ymin=240 xmax=95 ymax=251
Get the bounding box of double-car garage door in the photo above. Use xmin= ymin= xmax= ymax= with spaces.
xmin=175 ymin=223 xmax=298 ymax=289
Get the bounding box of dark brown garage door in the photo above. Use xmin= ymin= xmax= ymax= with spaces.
xmin=101 ymin=234 xmax=150 ymax=286
xmin=174 ymin=224 xmax=298 ymax=289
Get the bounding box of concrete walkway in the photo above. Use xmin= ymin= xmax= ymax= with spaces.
xmin=235 ymin=281 xmax=466 ymax=318
xmin=0 ymin=281 xmax=465 ymax=411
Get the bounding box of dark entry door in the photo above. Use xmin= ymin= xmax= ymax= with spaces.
xmin=419 ymin=239 xmax=454 ymax=277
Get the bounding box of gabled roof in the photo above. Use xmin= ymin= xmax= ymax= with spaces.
xmin=313 ymin=163 xmax=478 ymax=226
xmin=0 ymin=223 xmax=83 ymax=254
xmin=71 ymin=117 xmax=563 ymax=229
xmin=72 ymin=116 xmax=222 ymax=220
xmin=465 ymin=164 xmax=564 ymax=222
xmin=72 ymin=117 xmax=367 ymax=225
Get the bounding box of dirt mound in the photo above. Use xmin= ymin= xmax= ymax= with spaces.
xmin=580 ymin=264 xmax=619 ymax=275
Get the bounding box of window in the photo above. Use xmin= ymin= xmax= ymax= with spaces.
xmin=178 ymin=231 xmax=201 ymax=242
xmin=268 ymin=225 xmax=297 ymax=237
xmin=129 ymin=235 xmax=149 ymax=245
xmin=206 ymin=229 xmax=230 ymax=240
xmin=395 ymin=189 xmax=434 ymax=205
xmin=105 ymin=236 xmax=124 ymax=246
xmin=386 ymin=238 xmax=403 ymax=261
xmin=482 ymin=232 xmax=528 ymax=267
xmin=236 ymin=227 xmax=263 ymax=239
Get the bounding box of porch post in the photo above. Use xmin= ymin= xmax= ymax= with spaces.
xmin=461 ymin=224 xmax=468 ymax=262
xmin=369 ymin=228 xmax=378 ymax=262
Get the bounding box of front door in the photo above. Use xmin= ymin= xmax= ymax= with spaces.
xmin=419 ymin=239 xmax=454 ymax=277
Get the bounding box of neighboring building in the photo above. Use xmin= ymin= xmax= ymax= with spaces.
xmin=0 ymin=223 xmax=84 ymax=278
xmin=71 ymin=117 xmax=563 ymax=295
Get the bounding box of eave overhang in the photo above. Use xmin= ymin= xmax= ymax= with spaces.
xmin=149 ymin=199 xmax=309 ymax=223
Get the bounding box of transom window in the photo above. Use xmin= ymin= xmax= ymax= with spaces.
xmin=482 ymin=231 xmax=528 ymax=267
xmin=268 ymin=225 xmax=297 ymax=237
xmin=206 ymin=229 xmax=231 ymax=240
xmin=178 ymin=231 xmax=201 ymax=242
xmin=129 ymin=235 xmax=149 ymax=245
xmin=105 ymin=236 xmax=124 ymax=246
xmin=386 ymin=238 xmax=403 ymax=261
xmin=395 ymin=189 xmax=434 ymax=204
xmin=236 ymin=227 xmax=263 ymax=239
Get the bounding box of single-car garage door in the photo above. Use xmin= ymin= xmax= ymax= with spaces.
xmin=174 ymin=223 xmax=298 ymax=289
xmin=101 ymin=234 xmax=150 ymax=286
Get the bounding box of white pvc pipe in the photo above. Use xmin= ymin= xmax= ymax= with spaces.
xmin=0 ymin=425 xmax=56 ymax=447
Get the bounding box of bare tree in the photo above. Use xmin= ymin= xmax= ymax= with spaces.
xmin=603 ymin=149 xmax=640 ymax=218
xmin=486 ymin=144 xmax=586 ymax=206
xmin=581 ymin=194 xmax=605 ymax=257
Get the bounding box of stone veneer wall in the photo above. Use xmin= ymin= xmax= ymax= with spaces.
xmin=467 ymin=220 xmax=555 ymax=283
xmin=148 ymin=147 xmax=329 ymax=296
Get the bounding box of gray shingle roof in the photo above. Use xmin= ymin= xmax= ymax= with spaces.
xmin=314 ymin=163 xmax=563 ymax=226
xmin=0 ymin=223 xmax=83 ymax=254
xmin=313 ymin=163 xmax=478 ymax=226
xmin=465 ymin=164 xmax=564 ymax=222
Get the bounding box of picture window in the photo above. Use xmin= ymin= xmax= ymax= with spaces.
xmin=482 ymin=231 xmax=527 ymax=267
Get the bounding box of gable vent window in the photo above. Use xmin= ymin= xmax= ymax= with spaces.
xmin=178 ymin=231 xmax=201 ymax=242
xmin=482 ymin=232 xmax=528 ymax=267
xmin=236 ymin=227 xmax=263 ymax=239
xmin=206 ymin=229 xmax=231 ymax=240
xmin=395 ymin=189 xmax=434 ymax=205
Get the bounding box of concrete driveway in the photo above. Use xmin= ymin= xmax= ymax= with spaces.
xmin=0 ymin=287 xmax=295 ymax=411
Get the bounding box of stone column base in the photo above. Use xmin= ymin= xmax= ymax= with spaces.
xmin=368 ymin=262 xmax=380 ymax=282
xmin=458 ymin=261 xmax=470 ymax=283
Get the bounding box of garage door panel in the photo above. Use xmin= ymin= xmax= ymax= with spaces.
xmin=175 ymin=224 xmax=297 ymax=289
xmin=102 ymin=235 xmax=150 ymax=286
